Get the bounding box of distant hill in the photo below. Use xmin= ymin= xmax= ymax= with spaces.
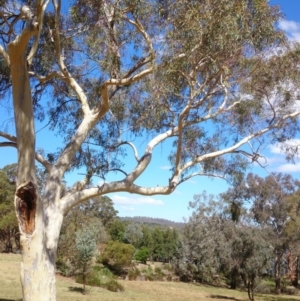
xmin=120 ymin=216 xmax=185 ymax=228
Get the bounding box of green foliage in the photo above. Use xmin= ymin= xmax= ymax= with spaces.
xmin=56 ymin=257 xmax=75 ymax=277
xmin=180 ymin=191 xmax=272 ymax=294
xmin=76 ymin=265 xmax=124 ymax=292
xmin=140 ymin=266 xmax=165 ymax=281
xmin=100 ymin=240 xmax=135 ymax=270
xmin=81 ymin=196 xmax=118 ymax=228
xmin=108 ymin=219 xmax=126 ymax=242
xmin=75 ymin=226 xmax=97 ymax=294
xmin=0 ymin=165 xmax=18 ymax=253
xmin=134 ymin=247 xmax=149 ymax=264
xmin=57 ymin=201 xmax=107 ymax=271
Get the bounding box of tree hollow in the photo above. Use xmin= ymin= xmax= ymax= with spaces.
xmin=16 ymin=181 xmax=36 ymax=234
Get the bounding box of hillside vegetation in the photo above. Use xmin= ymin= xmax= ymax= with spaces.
xmin=1 ymin=253 xmax=300 ymax=301
xmin=120 ymin=216 xmax=185 ymax=229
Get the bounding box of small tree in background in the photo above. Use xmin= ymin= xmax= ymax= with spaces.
xmin=108 ymin=219 xmax=126 ymax=242
xmin=124 ymin=223 xmax=143 ymax=248
xmin=134 ymin=247 xmax=149 ymax=264
xmin=75 ymin=227 xmax=97 ymax=295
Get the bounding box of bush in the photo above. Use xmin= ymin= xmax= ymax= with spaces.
xmin=154 ymin=267 xmax=165 ymax=280
xmin=254 ymin=282 xmax=271 ymax=294
xmin=163 ymin=263 xmax=173 ymax=271
xmin=100 ymin=240 xmax=135 ymax=270
xmin=134 ymin=247 xmax=149 ymax=264
xmin=128 ymin=268 xmax=141 ymax=280
xmin=75 ymin=266 xmax=124 ymax=292
xmin=105 ymin=279 xmax=124 ymax=292
xmin=56 ymin=257 xmax=74 ymax=277
xmin=140 ymin=266 xmax=165 ymax=281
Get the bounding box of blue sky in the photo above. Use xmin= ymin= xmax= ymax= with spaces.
xmin=1 ymin=0 xmax=300 ymax=222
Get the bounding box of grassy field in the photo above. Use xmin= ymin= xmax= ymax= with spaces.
xmin=1 ymin=253 xmax=300 ymax=301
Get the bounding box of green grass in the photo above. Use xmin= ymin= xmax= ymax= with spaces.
xmin=1 ymin=253 xmax=300 ymax=301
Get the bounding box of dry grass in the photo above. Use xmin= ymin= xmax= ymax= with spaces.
xmin=1 ymin=253 xmax=300 ymax=301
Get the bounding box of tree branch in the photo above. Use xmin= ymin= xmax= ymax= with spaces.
xmin=60 ymin=180 xmax=172 ymax=214
xmin=111 ymin=141 xmax=140 ymax=162
xmin=28 ymin=70 xmax=64 ymax=84
xmin=0 ymin=131 xmax=52 ymax=171
xmin=52 ymin=0 xmax=91 ymax=116
xmin=0 ymin=142 xmax=17 ymax=148
xmin=27 ymin=0 xmax=51 ymax=66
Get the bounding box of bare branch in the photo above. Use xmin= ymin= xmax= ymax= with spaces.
xmin=178 ymin=172 xmax=226 ymax=185
xmin=111 ymin=141 xmax=139 ymax=162
xmin=0 ymin=131 xmax=17 ymax=142
xmin=0 ymin=142 xmax=17 ymax=148
xmin=0 ymin=131 xmax=52 ymax=171
xmin=29 ymin=70 xmax=64 ymax=84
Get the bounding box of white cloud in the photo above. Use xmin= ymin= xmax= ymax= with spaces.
xmin=160 ymin=165 xmax=171 ymax=170
xmin=278 ymin=20 xmax=300 ymax=42
xmin=265 ymin=139 xmax=300 ymax=172
xmin=278 ymin=20 xmax=300 ymax=32
xmin=269 ymin=139 xmax=300 ymax=155
xmin=276 ymin=163 xmax=300 ymax=173
xmin=111 ymin=195 xmax=164 ymax=206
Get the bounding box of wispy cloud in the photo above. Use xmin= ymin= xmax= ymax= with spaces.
xmin=160 ymin=165 xmax=171 ymax=170
xmin=111 ymin=195 xmax=164 ymax=206
xmin=265 ymin=139 xmax=300 ymax=173
xmin=276 ymin=163 xmax=300 ymax=173
xmin=119 ymin=206 xmax=135 ymax=211
xmin=269 ymin=139 xmax=300 ymax=155
xmin=278 ymin=20 xmax=300 ymax=42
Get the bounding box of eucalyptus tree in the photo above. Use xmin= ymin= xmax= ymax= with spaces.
xmin=1 ymin=0 xmax=300 ymax=300
xmin=245 ymin=173 xmax=300 ymax=294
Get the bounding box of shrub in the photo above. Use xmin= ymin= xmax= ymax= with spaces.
xmin=163 ymin=263 xmax=173 ymax=271
xmin=56 ymin=257 xmax=74 ymax=277
xmin=100 ymin=240 xmax=135 ymax=270
xmin=134 ymin=247 xmax=149 ymax=264
xmin=105 ymin=280 xmax=124 ymax=292
xmin=76 ymin=266 xmax=124 ymax=292
xmin=128 ymin=268 xmax=141 ymax=280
